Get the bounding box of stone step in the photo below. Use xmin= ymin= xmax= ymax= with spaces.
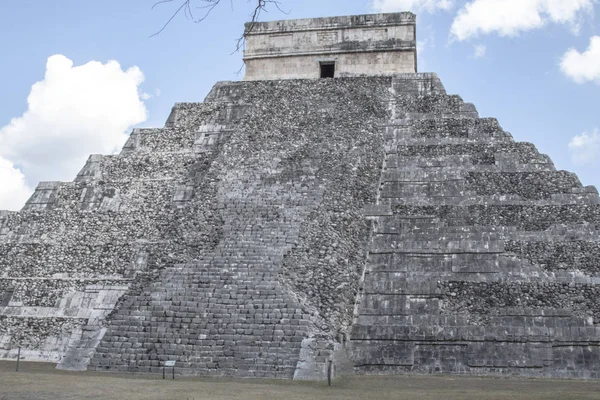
xmin=350 ymin=322 xmax=600 ymax=342
xmin=391 ymin=204 xmax=600 ymax=230
xmin=76 ymin=153 xmax=199 ymax=182
xmin=370 ymin=234 xmax=505 ymax=254
xmin=0 ymin=242 xmax=140 ymax=278
xmin=386 ymin=163 xmax=557 ymax=174
xmin=393 ymin=142 xmax=549 ymax=166
xmin=392 ymin=94 xmax=478 ymax=117
xmin=408 ymin=117 xmax=507 ymax=139
xmin=367 ymin=253 xmax=529 ymax=275
xmin=385 ymin=193 xmax=600 ymax=207
xmin=164 ymin=101 xmax=248 ymax=129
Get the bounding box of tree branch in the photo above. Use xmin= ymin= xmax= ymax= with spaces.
xmin=233 ymin=0 xmax=289 ymax=53
xmin=150 ymin=0 xmax=289 ymax=52
xmin=150 ymin=0 xmax=190 ymax=37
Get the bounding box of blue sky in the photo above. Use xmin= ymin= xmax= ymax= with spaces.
xmin=0 ymin=0 xmax=598 ymax=210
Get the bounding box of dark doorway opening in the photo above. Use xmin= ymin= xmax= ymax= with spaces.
xmin=320 ymin=62 xmax=335 ymax=78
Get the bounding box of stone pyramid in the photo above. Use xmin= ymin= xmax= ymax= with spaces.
xmin=1 ymin=13 xmax=599 ymax=380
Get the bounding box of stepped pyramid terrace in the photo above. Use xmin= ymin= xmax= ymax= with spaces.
xmin=1 ymin=12 xmax=600 ymax=380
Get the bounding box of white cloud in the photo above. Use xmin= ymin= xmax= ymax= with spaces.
xmin=569 ymin=129 xmax=600 ymax=165
xmin=0 ymin=55 xmax=148 ymax=210
xmin=473 ymin=44 xmax=487 ymax=58
xmin=450 ymin=0 xmax=594 ymax=41
xmin=0 ymin=157 xmax=32 ymax=211
xmin=560 ymin=36 xmax=600 ymax=84
xmin=372 ymin=0 xmax=453 ymax=13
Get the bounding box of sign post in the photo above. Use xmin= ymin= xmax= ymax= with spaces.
xmin=164 ymin=360 xmax=176 ymax=380
xmin=16 ymin=347 xmax=21 ymax=372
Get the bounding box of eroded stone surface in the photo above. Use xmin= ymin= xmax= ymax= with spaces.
xmin=0 ymin=71 xmax=598 ymax=380
xmin=243 ymin=13 xmax=417 ymax=80
xmin=349 ymin=75 xmax=600 ymax=379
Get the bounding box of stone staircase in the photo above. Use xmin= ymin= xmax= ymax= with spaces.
xmin=87 ymin=77 xmax=394 ymax=378
xmin=89 ymin=177 xmax=322 ymax=378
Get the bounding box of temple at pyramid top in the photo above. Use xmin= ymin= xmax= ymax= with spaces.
xmin=243 ymin=12 xmax=417 ymax=80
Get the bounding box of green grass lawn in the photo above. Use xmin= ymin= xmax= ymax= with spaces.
xmin=1 ymin=361 xmax=600 ymax=400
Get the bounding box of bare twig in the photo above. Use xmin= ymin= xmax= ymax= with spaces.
xmin=150 ymin=0 xmax=190 ymax=37
xmin=151 ymin=0 xmax=176 ymax=10
xmin=233 ymin=0 xmax=289 ymax=54
xmin=191 ymin=1 xmax=220 ymax=23
xmin=150 ymin=0 xmax=290 ymax=52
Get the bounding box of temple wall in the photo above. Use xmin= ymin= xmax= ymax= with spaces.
xmin=244 ymin=51 xmax=416 ymax=80
xmin=244 ymin=25 xmax=414 ymax=56
xmin=243 ymin=12 xmax=417 ymax=80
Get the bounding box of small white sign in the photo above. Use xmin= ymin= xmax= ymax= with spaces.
xmin=164 ymin=361 xmax=176 ymax=367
